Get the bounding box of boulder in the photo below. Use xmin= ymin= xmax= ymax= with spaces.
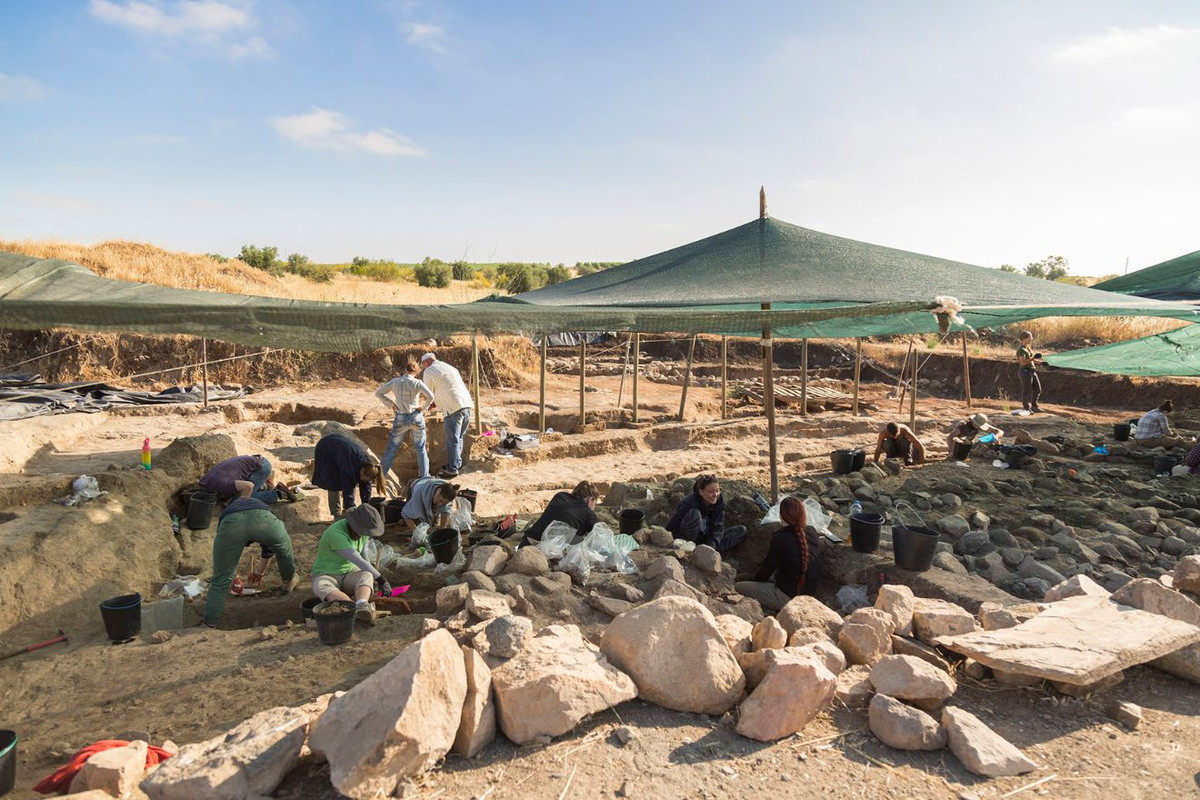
xmin=600 ymin=596 xmax=745 ymax=715
xmin=531 ymin=573 xmax=572 ymax=594
xmin=1045 ymin=574 xmax=1110 ymax=603
xmin=1111 ymin=578 xmax=1200 ymax=683
xmin=651 ymin=577 xmax=704 ymax=603
xmin=875 ymin=584 xmax=915 ymax=636
xmin=466 ymin=590 xmax=514 ymax=622
xmin=505 ymin=547 xmax=549 ymax=576
xmin=588 ymin=595 xmax=634 ymax=618
xmin=714 ymin=614 xmax=754 ymax=659
xmin=942 ymin=707 xmax=1037 ymax=777
xmin=645 ymin=555 xmax=685 ymax=583
xmin=978 ymin=602 xmax=1041 ymax=631
xmin=911 ymin=598 xmax=978 ymax=644
xmin=777 ymin=596 xmax=843 ymax=640
xmin=890 ymin=635 xmax=951 ymax=672
xmin=466 ymin=545 xmax=509 ymax=576
xmin=453 ymin=647 xmax=497 ymax=758
xmin=869 ymin=694 xmax=946 ymax=751
xmin=461 ymin=571 xmax=497 ymax=592
xmin=788 ymin=626 xmax=832 ymax=647
xmin=436 ymin=583 xmax=470 ymax=614
xmin=735 ymin=653 xmax=836 ymax=741
xmin=308 ymin=630 xmax=467 ymax=799
xmin=473 ymin=615 xmax=533 ymax=659
xmin=933 ymin=552 xmax=968 ymax=575
xmin=1175 ymin=555 xmax=1200 ymax=594
xmin=691 ymin=545 xmax=722 ymax=575
xmin=792 ymin=640 xmax=846 ymax=676
xmin=835 ymin=664 xmax=874 ymax=709
xmin=838 ymin=623 xmax=890 ymax=666
xmin=601 ymin=581 xmax=646 ymax=603
xmin=869 ymin=655 xmax=956 ymax=705
xmin=751 ymin=617 xmax=787 ymax=651
xmin=648 ymin=526 xmax=674 ymax=547
xmin=937 ymin=515 xmax=970 ymax=538
xmin=491 ymin=625 xmax=637 ymax=744
xmin=76 ymin=740 xmax=147 ymax=798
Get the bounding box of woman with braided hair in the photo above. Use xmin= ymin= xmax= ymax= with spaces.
xmin=734 ymin=496 xmax=821 ymax=612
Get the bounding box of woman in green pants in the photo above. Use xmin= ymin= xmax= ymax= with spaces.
xmin=202 ymin=497 xmax=299 ymax=627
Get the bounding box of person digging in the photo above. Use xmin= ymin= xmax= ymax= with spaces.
xmin=202 ymin=498 xmax=299 ymax=628
xmin=310 ymin=503 xmax=391 ymax=625
xmin=873 ymin=421 xmax=926 ymax=466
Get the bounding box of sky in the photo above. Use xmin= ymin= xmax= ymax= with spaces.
xmin=1 ymin=1 xmax=1199 ymax=276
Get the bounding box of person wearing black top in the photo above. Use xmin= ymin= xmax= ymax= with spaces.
xmin=735 ymin=496 xmax=820 ymax=611
xmin=520 ymin=481 xmax=600 ymax=546
xmin=312 ymin=433 xmax=385 ymax=518
xmin=665 ymin=474 xmax=748 ymax=554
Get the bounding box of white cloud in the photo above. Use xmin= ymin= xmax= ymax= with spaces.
xmin=1053 ymin=24 xmax=1200 ymax=67
xmin=0 ymin=73 xmax=47 ymax=102
xmin=404 ymin=21 xmax=445 ymax=52
xmin=270 ymin=107 xmax=427 ymax=157
xmin=90 ymin=0 xmax=269 ymax=59
xmin=228 ymin=35 xmax=270 ymax=60
xmin=1119 ymin=105 xmax=1200 ymax=130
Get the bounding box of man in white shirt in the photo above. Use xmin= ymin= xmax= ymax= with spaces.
xmin=420 ymin=351 xmax=474 ymax=478
xmin=375 ymin=356 xmax=436 ymax=480
xmin=1135 ymin=400 xmax=1186 ymax=448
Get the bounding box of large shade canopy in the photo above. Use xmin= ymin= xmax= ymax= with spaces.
xmin=1045 ymin=323 xmax=1200 ymax=377
xmin=1093 ymin=250 xmax=1200 ymax=301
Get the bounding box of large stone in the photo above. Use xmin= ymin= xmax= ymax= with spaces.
xmin=838 ymin=622 xmax=890 ymax=666
xmin=941 ymin=594 xmax=1200 ymax=685
xmin=651 ymin=577 xmax=704 ymax=603
xmin=792 ymin=640 xmax=846 ymax=676
xmin=735 ymin=653 xmax=836 ymax=741
xmin=1175 ymin=555 xmax=1200 ymax=594
xmin=644 ymin=555 xmax=685 ymax=583
xmin=466 ymin=590 xmax=514 ymax=622
xmin=1045 ymin=574 xmax=1110 ymax=602
xmin=467 ymin=545 xmax=509 ymax=576
xmin=474 ymin=615 xmax=533 ymax=659
xmin=869 ymin=655 xmax=956 ymax=705
xmin=76 ymin=740 xmax=147 ymax=798
xmin=588 ymin=594 xmax=634 ymax=617
xmin=505 ymin=547 xmax=549 ymax=576
xmin=869 ymin=694 xmax=946 ymax=751
xmin=836 ymin=664 xmax=874 ymax=709
xmin=491 ymin=624 xmax=637 ymax=744
xmin=144 ymin=696 xmax=332 ymax=800
xmin=461 ymin=571 xmax=496 ymax=592
xmin=937 ymin=515 xmax=970 ymax=537
xmin=777 ymin=595 xmax=843 ymax=640
xmin=600 ymin=596 xmax=745 ymax=715
xmin=531 ymin=573 xmax=572 ymax=594
xmin=789 ymin=626 xmax=832 ymax=647
xmin=890 ymin=635 xmax=951 ymax=672
xmin=875 ymin=585 xmax=915 ymax=636
xmin=978 ymin=602 xmax=1041 ymax=631
xmin=751 ymin=617 xmax=787 ymax=651
xmin=453 ymin=647 xmax=497 ymax=758
xmin=943 ymin=707 xmax=1037 ymax=777
xmin=691 ymin=545 xmax=722 ymax=575
xmin=309 ymin=630 xmax=468 ymax=799
xmin=436 ymin=583 xmax=470 ymax=614
xmin=911 ymin=598 xmax=978 ymax=644
xmin=714 ymin=614 xmax=754 ymax=659
xmin=1111 ymin=577 xmax=1200 ymax=683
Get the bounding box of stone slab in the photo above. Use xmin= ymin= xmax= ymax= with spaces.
xmin=941 ymin=595 xmax=1200 ymax=685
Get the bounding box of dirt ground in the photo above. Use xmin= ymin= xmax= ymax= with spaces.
xmin=3 ymin=352 xmax=1200 ymax=799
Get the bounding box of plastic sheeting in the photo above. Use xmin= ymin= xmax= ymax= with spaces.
xmin=1044 ymin=324 xmax=1200 ymax=377
xmin=1094 ymin=250 xmax=1200 ymax=301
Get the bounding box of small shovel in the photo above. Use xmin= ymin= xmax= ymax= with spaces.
xmin=0 ymin=629 xmax=69 ymax=661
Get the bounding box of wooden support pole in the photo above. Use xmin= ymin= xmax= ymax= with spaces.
xmin=898 ymin=339 xmax=914 ymax=413
xmin=962 ymin=331 xmax=973 ymax=409
xmin=762 ymin=303 xmax=778 ymax=502
xmin=471 ymin=333 xmax=482 ymax=435
xmin=616 ymin=334 xmax=632 ymax=410
xmin=720 ymin=335 xmax=728 ymax=420
xmin=539 ymin=335 xmax=547 ymax=433
xmin=201 ymin=337 xmax=209 ymax=408
xmin=909 ymin=345 xmax=918 ymax=434
xmin=800 ymin=338 xmax=809 ymax=416
xmin=632 ymin=332 xmax=640 ymax=423
xmin=852 ymin=338 xmax=862 ymax=415
xmin=579 ymin=337 xmax=586 ymax=431
xmin=678 ymin=334 xmax=697 ymax=421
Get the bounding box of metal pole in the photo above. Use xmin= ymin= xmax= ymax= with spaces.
xmin=762 ymin=303 xmax=778 ymax=502
xmin=678 ymin=334 xmax=697 ymax=421
xmin=632 ymin=332 xmax=640 ymax=423
xmin=471 ymin=333 xmax=482 ymax=435
xmin=579 ymin=337 xmax=586 ymax=431
xmin=201 ymin=337 xmax=209 ymax=408
xmin=720 ymin=335 xmax=728 ymax=420
xmin=909 ymin=345 xmax=918 ymax=434
xmin=800 ymin=338 xmax=809 ymax=416
xmin=539 ymin=335 xmax=547 ymax=433
xmin=852 ymin=338 xmax=862 ymax=415
xmin=962 ymin=331 xmax=973 ymax=409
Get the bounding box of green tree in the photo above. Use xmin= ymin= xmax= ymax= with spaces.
xmin=351 ymin=256 xmax=370 ymax=268
xmin=545 ymin=265 xmax=571 ymax=285
xmin=998 ymin=264 xmax=1017 ymax=273
xmin=451 ymin=260 xmax=475 ymax=280
xmin=414 ymin=259 xmax=452 ymax=288
xmin=287 ymin=252 xmax=310 ymax=269
xmin=1023 ymin=261 xmax=1046 ymax=279
xmin=238 ymin=244 xmax=282 ymax=275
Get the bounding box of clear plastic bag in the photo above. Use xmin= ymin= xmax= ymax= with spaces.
xmin=560 ymin=540 xmax=605 ymax=584
xmin=536 ymin=521 xmax=577 ymax=560
xmin=411 ymin=522 xmax=430 ymax=548
xmin=392 ymin=550 xmax=437 ymax=569
xmin=433 ymin=547 xmax=466 ymax=573
xmin=448 ymin=497 xmax=474 ymax=533
xmin=759 ymin=495 xmax=830 ymax=537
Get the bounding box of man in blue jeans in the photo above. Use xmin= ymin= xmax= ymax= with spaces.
xmin=376 ymin=356 xmax=436 ymax=481
xmin=419 ymin=351 xmax=474 ymax=479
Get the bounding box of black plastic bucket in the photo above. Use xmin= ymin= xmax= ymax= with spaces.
xmin=383 ymin=499 xmax=405 ymax=525
xmin=1003 ymin=445 xmax=1038 ymax=469
xmin=1113 ymin=423 xmax=1131 ymax=442
xmin=951 ymin=441 xmax=973 ymax=461
xmin=1154 ymin=455 xmax=1179 ymax=474
xmin=619 ymin=508 xmax=645 ymax=535
xmin=849 ymin=512 xmax=884 ymax=553
xmin=0 ymin=730 xmax=15 ymax=797
xmin=367 ymin=497 xmax=385 ymax=515
xmin=429 ymin=527 xmax=460 ymax=564
xmin=831 ymin=449 xmax=864 ymax=475
xmin=300 ymin=596 xmax=321 ymax=621
xmin=892 ymin=525 xmax=939 ymax=572
xmin=186 ymin=489 xmax=218 ymax=530
xmin=459 ymin=489 xmax=478 ymax=511
xmin=100 ymin=593 xmax=142 ymax=642
xmin=313 ymin=600 xmax=356 ymax=645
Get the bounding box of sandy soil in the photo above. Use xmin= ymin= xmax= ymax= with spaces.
xmin=2 ymin=360 xmax=1200 ymax=799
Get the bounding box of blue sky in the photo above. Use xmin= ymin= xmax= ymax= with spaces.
xmin=1 ymin=1 xmax=1199 ymax=275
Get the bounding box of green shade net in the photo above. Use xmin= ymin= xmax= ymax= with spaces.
xmin=1045 ymin=324 xmax=1200 ymax=377
xmin=1093 ymin=250 xmax=1200 ymax=301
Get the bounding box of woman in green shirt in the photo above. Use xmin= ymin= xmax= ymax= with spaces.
xmin=310 ymin=503 xmax=389 ymax=625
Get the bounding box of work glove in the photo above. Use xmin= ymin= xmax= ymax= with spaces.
xmin=376 ymin=576 xmax=393 ymax=597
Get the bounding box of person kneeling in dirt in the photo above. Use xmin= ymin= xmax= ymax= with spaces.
xmin=312 ymin=433 xmax=385 ymax=519
xmin=311 ymin=503 xmax=389 ymax=625
xmin=734 ymin=496 xmax=820 ymax=612
xmin=202 ymin=497 xmax=298 ymax=627
xmin=520 ymin=481 xmax=600 ymax=547
xmin=199 ymin=454 xmax=292 ymax=505
xmin=665 ymin=474 xmax=747 ymax=553
xmin=945 ymin=413 xmax=1002 ymax=460
xmin=1134 ymin=400 xmax=1187 ymax=448
xmin=873 ymin=421 xmax=925 ymax=466
xmin=401 ymin=476 xmax=457 ymax=528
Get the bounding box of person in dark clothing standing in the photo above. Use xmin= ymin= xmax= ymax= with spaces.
xmin=665 ymin=474 xmax=747 ymax=554
xmin=520 ymin=481 xmax=600 ymax=546
xmin=1016 ymin=331 xmax=1043 ymax=413
xmin=735 ymin=496 xmax=819 ymax=611
xmin=312 ymin=434 xmax=384 ymax=518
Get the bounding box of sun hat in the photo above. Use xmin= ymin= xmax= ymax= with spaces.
xmin=345 ymin=503 xmax=384 ymax=538
xmin=420 ymin=352 xmax=436 ymax=364
xmin=971 ymin=413 xmax=994 ymax=431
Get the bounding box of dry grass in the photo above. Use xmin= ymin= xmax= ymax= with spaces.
xmin=1001 ymin=317 xmax=1191 ymax=349
xmin=0 ymin=238 xmax=493 ymax=305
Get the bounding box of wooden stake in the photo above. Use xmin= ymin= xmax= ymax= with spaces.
xmin=897 ymin=339 xmax=914 ymax=413
xmin=762 ymin=303 xmax=778 ymax=502
xmin=720 ymin=335 xmax=728 ymax=420
xmin=632 ymin=332 xmax=640 ymax=423
xmin=578 ymin=337 xmax=586 ymax=431
xmin=852 ymin=338 xmax=862 ymax=415
xmin=909 ymin=344 xmax=918 ymax=433
xmin=800 ymin=338 xmax=809 ymax=416
xmin=471 ymin=332 xmax=482 ymax=435
xmin=616 ymin=334 xmax=631 ymax=410
xmin=200 ymin=337 xmax=209 ymax=408
xmin=962 ymin=331 xmax=973 ymax=409
xmin=539 ymin=335 xmax=547 ymax=433
xmin=678 ymin=334 xmax=697 ymax=421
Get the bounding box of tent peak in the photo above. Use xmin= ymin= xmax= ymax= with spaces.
xmin=759 ymin=187 xmax=768 ymax=219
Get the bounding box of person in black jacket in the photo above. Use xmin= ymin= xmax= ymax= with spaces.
xmin=735 ymin=496 xmax=820 ymax=611
xmin=520 ymin=481 xmax=600 ymax=546
xmin=312 ymin=433 xmax=385 ymax=518
xmin=665 ymin=474 xmax=747 ymax=553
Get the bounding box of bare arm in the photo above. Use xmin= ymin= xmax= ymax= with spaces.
xmin=872 ymin=431 xmax=887 ymax=463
